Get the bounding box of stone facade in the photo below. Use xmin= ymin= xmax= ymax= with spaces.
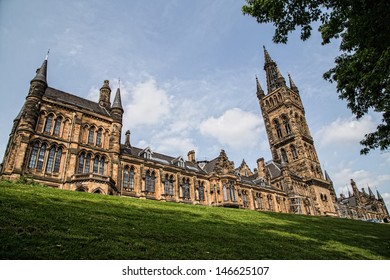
xmin=1 ymin=49 xmax=388 ymax=221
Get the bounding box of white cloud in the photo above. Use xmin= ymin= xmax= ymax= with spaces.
xmin=154 ymin=137 xmax=197 ymax=157
xmin=199 ymin=108 xmax=263 ymax=150
xmin=124 ymin=79 xmax=172 ymax=127
xmin=315 ymin=116 xmax=376 ymax=147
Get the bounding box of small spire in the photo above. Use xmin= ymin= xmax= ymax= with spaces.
xmin=288 ymin=73 xmax=299 ymax=93
xmin=31 ymin=54 xmax=48 ymax=85
xmin=324 ymin=170 xmax=332 ymax=182
xmin=368 ymin=186 xmax=375 ymax=197
xmin=263 ymin=45 xmax=273 ymax=64
xmin=376 ymin=189 xmax=383 ymax=201
xmin=112 ymin=88 xmax=123 ymax=111
xmin=256 ymin=76 xmax=265 ymax=99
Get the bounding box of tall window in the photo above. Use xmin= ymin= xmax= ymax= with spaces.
xmin=44 ymin=115 xmax=53 ymax=133
xmin=198 ymin=183 xmax=205 ymax=201
xmin=88 ymin=127 xmax=95 ymax=144
xmin=282 ymin=116 xmax=291 ymax=134
xmin=93 ymin=157 xmax=99 ymax=173
xmin=36 ymin=144 xmax=46 ymax=170
xmin=28 ymin=143 xmax=39 ymax=169
xmin=256 ymin=194 xmax=262 ymax=209
xmin=53 ymin=148 xmax=62 ymax=173
xmin=99 ymin=156 xmax=105 ymax=175
xmin=291 ymin=144 xmax=298 ymax=160
xmin=85 ymin=154 xmax=91 ymax=173
xmin=53 ymin=117 xmax=62 ymax=135
xmin=281 ymin=148 xmax=288 ymax=163
xmin=123 ymin=166 xmax=135 ymax=191
xmin=230 ymin=185 xmax=237 ymax=202
xmin=45 ymin=147 xmax=56 ymax=173
xmin=268 ymin=195 xmax=273 ymax=210
xmin=145 ymin=170 xmax=155 ymax=193
xmin=274 ymin=119 xmax=283 ymax=139
xmin=223 ymin=185 xmax=228 ymax=201
xmin=242 ymin=192 xmax=249 ymax=207
xmin=96 ymin=129 xmax=102 ymax=146
xmin=78 ymin=153 xmax=85 ymax=173
xmin=182 ymin=179 xmax=190 ymax=199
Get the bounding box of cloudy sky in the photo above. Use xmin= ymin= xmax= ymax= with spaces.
xmin=1 ymin=0 xmax=389 ymax=209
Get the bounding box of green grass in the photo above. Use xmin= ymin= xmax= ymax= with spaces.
xmin=0 ymin=181 xmax=389 ymax=260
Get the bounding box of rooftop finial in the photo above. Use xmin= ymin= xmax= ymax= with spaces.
xmin=45 ymin=49 xmax=50 ymax=60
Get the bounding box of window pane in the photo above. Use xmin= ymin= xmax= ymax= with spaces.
xmin=96 ymin=129 xmax=102 ymax=146
xmin=85 ymin=154 xmax=91 ymax=174
xmin=78 ymin=153 xmax=85 ymax=173
xmin=45 ymin=147 xmax=56 ymax=173
xmin=28 ymin=143 xmax=39 ymax=169
xmin=53 ymin=148 xmax=62 ymax=172
xmin=53 ymin=117 xmax=62 ymax=135
xmin=93 ymin=157 xmax=99 ymax=173
xmin=88 ymin=127 xmax=94 ymax=144
xmin=44 ymin=116 xmax=53 ymax=133
xmin=36 ymin=144 xmax=46 ymax=170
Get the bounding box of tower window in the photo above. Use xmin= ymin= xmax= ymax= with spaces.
xmin=281 ymin=148 xmax=288 ymax=163
xmin=282 ymin=115 xmax=291 ymax=135
xmin=274 ymin=119 xmax=283 ymax=139
xmin=291 ymin=145 xmax=298 ymax=160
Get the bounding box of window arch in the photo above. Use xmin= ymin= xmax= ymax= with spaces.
xmin=281 ymin=148 xmax=288 ymax=163
xmin=36 ymin=144 xmax=46 ymax=170
xmin=223 ymin=185 xmax=228 ymax=201
xmin=78 ymin=152 xmax=86 ymax=173
xmin=28 ymin=142 xmax=40 ymax=169
xmin=282 ymin=115 xmax=291 ymax=135
xmin=274 ymin=119 xmax=283 ymax=139
xmin=53 ymin=116 xmax=62 ymax=136
xmin=291 ymin=144 xmax=298 ymax=160
xmin=182 ymin=178 xmax=190 ymax=199
xmin=164 ymin=174 xmax=174 ymax=196
xmin=198 ymin=183 xmax=205 ymax=201
xmin=145 ymin=170 xmax=155 ymax=193
xmin=230 ymin=183 xmax=237 ymax=202
xmin=44 ymin=115 xmax=53 ymax=133
xmin=96 ymin=128 xmax=103 ymax=146
xmin=88 ymin=127 xmax=95 ymax=144
xmin=45 ymin=147 xmax=56 ymax=173
xmin=123 ymin=166 xmax=135 ymax=191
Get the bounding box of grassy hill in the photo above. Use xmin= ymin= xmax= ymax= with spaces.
xmin=0 ymin=180 xmax=389 ymax=260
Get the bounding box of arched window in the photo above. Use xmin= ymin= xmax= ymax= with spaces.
xmin=230 ymin=185 xmax=237 ymax=202
xmin=44 ymin=115 xmax=53 ymax=133
xmin=96 ymin=129 xmax=103 ymax=146
xmin=28 ymin=142 xmax=39 ymax=169
xmin=198 ymin=184 xmax=205 ymax=201
xmin=281 ymin=148 xmax=288 ymax=163
xmin=282 ymin=115 xmax=291 ymax=134
xmin=78 ymin=152 xmax=85 ymax=173
xmin=45 ymin=147 xmax=56 ymax=173
xmin=123 ymin=166 xmax=134 ymax=191
xmin=164 ymin=174 xmax=171 ymax=195
xmin=93 ymin=156 xmax=99 ymax=173
xmin=291 ymin=144 xmax=298 ymax=160
xmin=36 ymin=144 xmax=46 ymax=170
xmin=274 ymin=119 xmax=283 ymax=139
xmin=180 ymin=178 xmax=190 ymax=199
xmin=88 ymin=127 xmax=95 ymax=144
xmin=53 ymin=117 xmax=62 ymax=135
xmin=99 ymin=156 xmax=105 ymax=175
xmin=223 ymin=185 xmax=228 ymax=201
xmin=53 ymin=148 xmax=62 ymax=173
xmin=85 ymin=154 xmax=91 ymax=173
xmin=168 ymin=175 xmax=174 ymax=195
xmin=256 ymin=193 xmax=262 ymax=209
xmin=145 ymin=170 xmax=155 ymax=193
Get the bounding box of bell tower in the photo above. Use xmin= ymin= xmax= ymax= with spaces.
xmin=258 ymin=46 xmax=323 ymax=180
xmin=257 ymin=46 xmax=336 ymax=215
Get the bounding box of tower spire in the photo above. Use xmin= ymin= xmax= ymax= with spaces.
xmin=288 ymin=73 xmax=299 ymax=94
xmin=31 ymin=54 xmax=48 ymax=85
xmin=256 ymin=76 xmax=265 ymax=99
xmin=263 ymin=46 xmax=286 ymax=93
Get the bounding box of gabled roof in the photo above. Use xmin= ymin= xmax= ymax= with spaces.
xmin=265 ymin=161 xmax=282 ymax=179
xmin=44 ymin=87 xmax=111 ymax=117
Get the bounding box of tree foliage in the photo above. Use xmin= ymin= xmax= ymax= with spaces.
xmin=242 ymin=0 xmax=390 ymax=154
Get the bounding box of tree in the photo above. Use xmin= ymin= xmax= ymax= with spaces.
xmin=242 ymin=0 xmax=390 ymax=154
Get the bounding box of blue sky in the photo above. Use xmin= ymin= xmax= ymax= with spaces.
xmin=1 ymin=0 xmax=389 ymax=209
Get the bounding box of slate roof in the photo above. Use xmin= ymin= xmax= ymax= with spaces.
xmin=120 ymin=145 xmax=207 ymax=174
xmin=44 ymin=87 xmax=111 ymax=117
xmin=265 ymin=161 xmax=282 ymax=179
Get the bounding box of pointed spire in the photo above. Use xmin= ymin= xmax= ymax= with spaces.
xmin=112 ymin=88 xmax=123 ymax=111
xmin=377 ymin=190 xmax=383 ymax=201
xmin=288 ymin=73 xmax=299 ymax=93
xmin=31 ymin=54 xmax=48 ymax=85
xmin=263 ymin=46 xmax=286 ymax=93
xmin=368 ymin=186 xmax=375 ymax=197
xmin=256 ymin=76 xmax=265 ymax=99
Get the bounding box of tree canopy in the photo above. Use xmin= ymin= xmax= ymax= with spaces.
xmin=242 ymin=0 xmax=390 ymax=154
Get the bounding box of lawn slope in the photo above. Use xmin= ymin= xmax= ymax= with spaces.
xmin=0 ymin=181 xmax=389 ymax=259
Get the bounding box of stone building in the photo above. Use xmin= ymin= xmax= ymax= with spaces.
xmin=1 ymin=48 xmax=388 ymax=221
